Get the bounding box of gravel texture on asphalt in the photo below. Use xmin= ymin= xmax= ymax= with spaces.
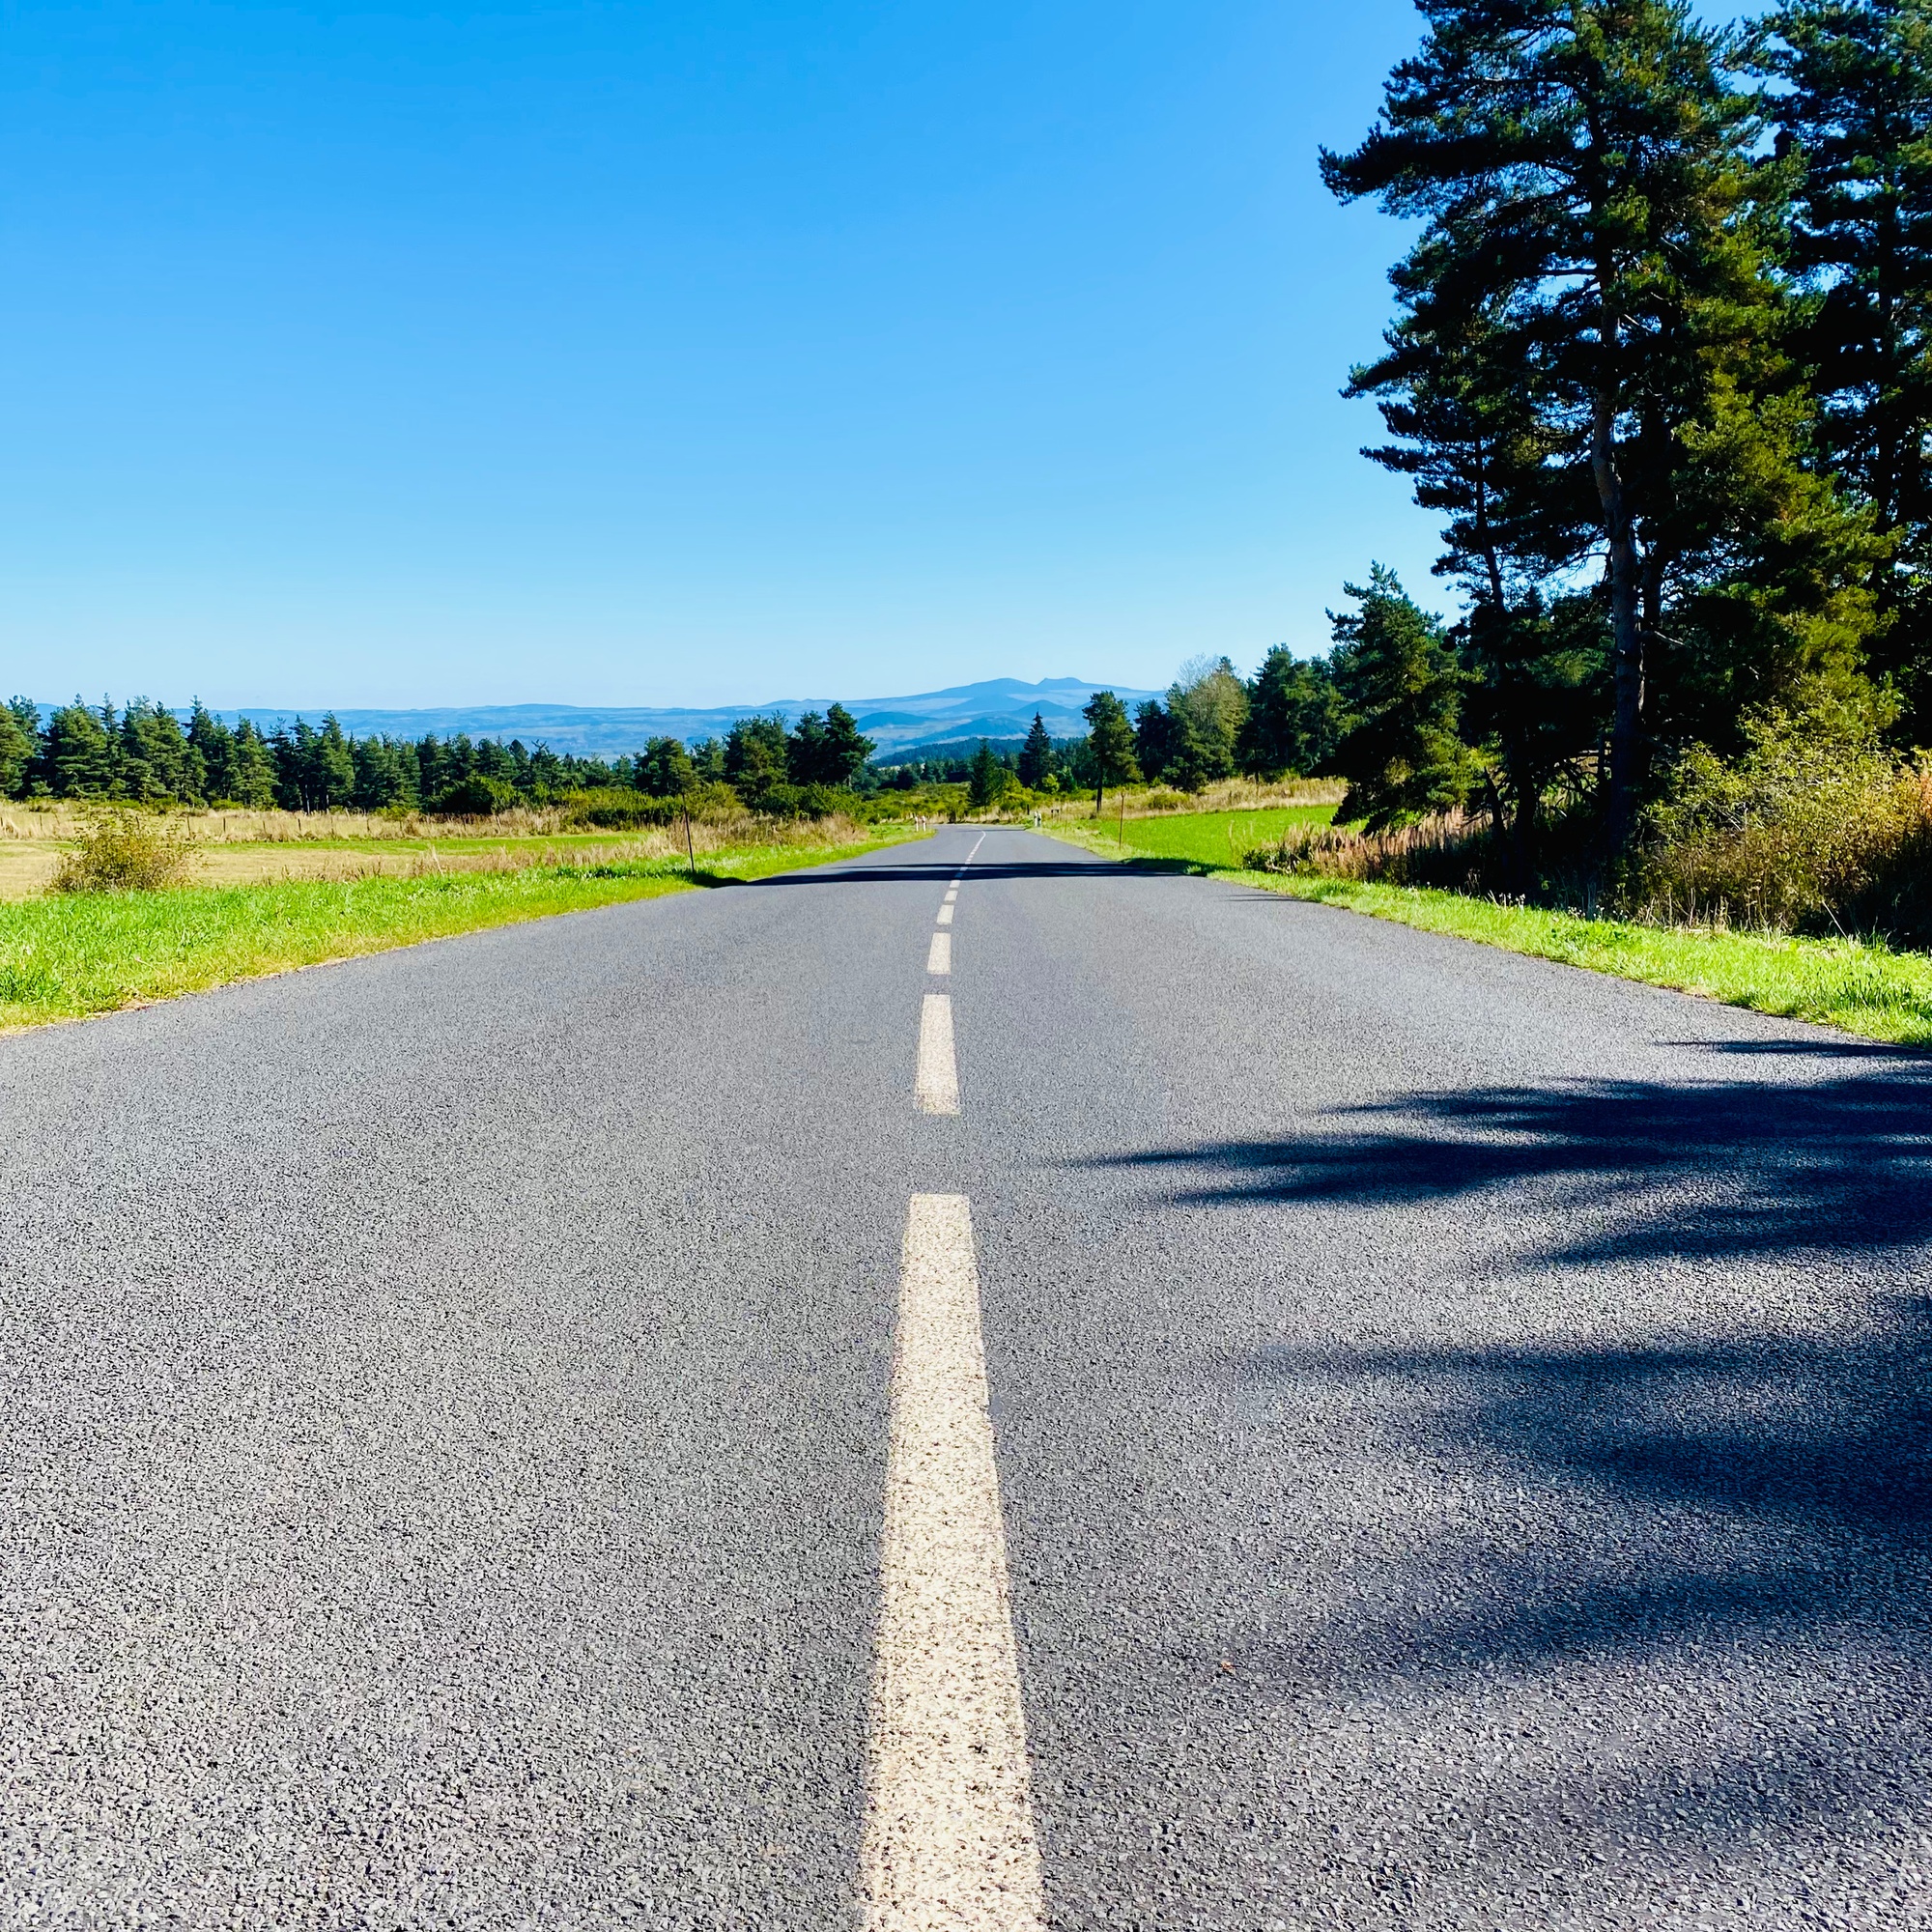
xmin=3 ymin=826 xmax=1927 ymax=1928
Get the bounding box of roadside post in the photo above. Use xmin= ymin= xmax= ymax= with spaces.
xmin=681 ymin=793 xmax=696 ymax=878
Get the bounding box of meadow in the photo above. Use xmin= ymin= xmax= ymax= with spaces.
xmin=1078 ymin=803 xmax=1337 ymax=867
xmin=0 ymin=830 xmax=912 ymax=1032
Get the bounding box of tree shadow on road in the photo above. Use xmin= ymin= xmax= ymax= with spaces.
xmin=1097 ymin=1051 xmax=1932 ymax=1268
xmin=1081 ymin=1050 xmax=1932 ymax=1869
xmin=742 ymin=858 xmax=1122 ymax=886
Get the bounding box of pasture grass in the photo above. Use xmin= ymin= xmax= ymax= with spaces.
xmin=0 ymin=833 xmax=911 ymax=1032
xmin=1066 ymin=805 xmax=1337 ymax=867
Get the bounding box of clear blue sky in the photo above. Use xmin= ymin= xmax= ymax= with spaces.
xmin=3 ymin=3 xmax=1512 ymax=708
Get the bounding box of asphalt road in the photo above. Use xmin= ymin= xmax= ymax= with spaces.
xmin=3 ymin=826 xmax=1928 ymax=1929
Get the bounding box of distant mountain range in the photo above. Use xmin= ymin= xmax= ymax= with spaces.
xmin=153 ymin=676 xmax=1158 ymax=761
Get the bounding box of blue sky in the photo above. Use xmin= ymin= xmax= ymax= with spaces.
xmin=3 ymin=4 xmax=1542 ymax=707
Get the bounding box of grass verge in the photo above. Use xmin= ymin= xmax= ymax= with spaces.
xmin=0 ymin=833 xmax=912 ymax=1033
xmin=1040 ymin=820 xmax=1932 ymax=1045
xmin=1053 ymin=805 xmax=1336 ymax=868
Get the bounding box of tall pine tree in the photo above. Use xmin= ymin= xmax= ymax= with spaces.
xmin=1324 ymin=0 xmax=1861 ymax=857
xmin=1764 ymin=0 xmax=1932 ymax=735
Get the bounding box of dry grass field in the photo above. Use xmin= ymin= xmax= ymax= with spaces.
xmin=0 ymin=804 xmax=886 ymax=900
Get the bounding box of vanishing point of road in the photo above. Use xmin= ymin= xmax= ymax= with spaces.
xmin=4 ymin=828 xmax=1927 ymax=1928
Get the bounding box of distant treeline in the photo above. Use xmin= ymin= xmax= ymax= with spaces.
xmin=0 ymin=697 xmax=884 ymax=816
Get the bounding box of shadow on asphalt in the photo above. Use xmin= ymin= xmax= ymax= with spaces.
xmin=1092 ymin=1062 xmax=1932 ymax=1265
xmin=743 ymin=860 xmax=1121 ymax=885
xmin=1085 ymin=1061 xmax=1932 ymax=1858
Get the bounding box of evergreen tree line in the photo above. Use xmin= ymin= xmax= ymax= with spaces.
xmin=1292 ymin=0 xmax=1932 ymax=884
xmin=0 ymin=697 xmax=878 ymax=816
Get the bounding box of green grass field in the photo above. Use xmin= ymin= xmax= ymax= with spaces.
xmin=0 ymin=832 xmax=910 ymax=1032
xmin=1077 ymin=804 xmax=1337 ymax=867
xmin=1044 ymin=811 xmax=1932 ymax=1046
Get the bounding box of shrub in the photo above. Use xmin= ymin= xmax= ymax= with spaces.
xmin=431 ymin=775 xmax=518 ymax=817
xmin=1635 ymin=689 xmax=1932 ymax=940
xmin=562 ymin=787 xmax=679 ymax=830
xmin=1246 ymin=811 xmax=1492 ymax=892
xmin=49 ymin=810 xmax=200 ymax=894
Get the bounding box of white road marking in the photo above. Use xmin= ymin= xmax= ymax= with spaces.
xmin=936 ymin=903 xmax=954 ymax=925
xmin=863 ymin=1195 xmax=1044 ymax=1932
xmin=927 ymin=931 xmax=952 ymax=976
xmin=944 ymin=889 xmax=958 ymax=904
xmin=915 ymin=994 xmax=959 ymax=1114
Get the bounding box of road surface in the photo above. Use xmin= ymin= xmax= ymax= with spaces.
xmin=3 ymin=827 xmax=1927 ymax=1928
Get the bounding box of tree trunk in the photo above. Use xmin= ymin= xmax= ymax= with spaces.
xmin=1592 ymin=289 xmax=1642 ymax=866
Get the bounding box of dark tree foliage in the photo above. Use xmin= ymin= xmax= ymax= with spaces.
xmin=1324 ymin=0 xmax=1874 ymax=860
xmin=638 ymin=735 xmax=696 ymax=797
xmin=42 ymin=701 xmax=119 ymax=799
xmin=1238 ymin=646 xmax=1346 ymax=779
xmin=1132 ymin=699 xmax=1177 ymax=784
xmin=1328 ymin=567 xmax=1477 ymax=831
xmin=1764 ymin=0 xmax=1932 ymax=732
xmin=967 ymin=740 xmax=1007 ymax=808
xmin=0 ymin=701 xmax=36 ymax=797
xmin=1081 ymin=690 xmax=1142 ymax=810
xmin=1017 ymin=712 xmax=1057 ymax=787
xmin=785 ymin=703 xmax=875 ymax=786
xmin=0 ymin=700 xmax=642 ymax=809
xmin=724 ymin=715 xmax=791 ymax=805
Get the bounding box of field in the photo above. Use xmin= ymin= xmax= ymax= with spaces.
xmin=0 ymin=831 xmax=912 ymax=1032
xmin=1071 ymin=804 xmax=1338 ymax=867
xmin=0 ymin=804 xmax=879 ymax=900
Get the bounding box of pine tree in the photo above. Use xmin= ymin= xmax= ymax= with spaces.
xmin=786 ymin=712 xmax=829 ymax=783
xmin=0 ymin=700 xmax=37 ymax=798
xmin=1765 ymin=0 xmax=1932 ymax=734
xmin=1016 ymin=713 xmax=1056 ymax=788
xmin=43 ymin=699 xmax=118 ymax=798
xmin=1239 ymin=647 xmax=1344 ymax=778
xmin=967 ymin=740 xmax=1005 ymax=809
xmin=186 ymin=701 xmax=233 ymax=803
xmin=725 ymin=715 xmax=790 ymax=804
xmin=639 ymin=735 xmax=696 ymax=797
xmin=1132 ymin=699 xmax=1176 ymax=783
xmin=227 ymin=719 xmax=279 ymax=808
xmin=819 ymin=704 xmax=875 ymax=784
xmin=1323 ymin=0 xmax=1838 ymax=854
xmin=1167 ymin=707 xmax=1219 ymax=793
xmin=1328 ymin=567 xmax=1476 ymax=831
xmin=1081 ymin=690 xmax=1141 ymax=810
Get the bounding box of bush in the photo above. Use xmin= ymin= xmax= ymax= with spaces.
xmin=49 ymin=810 xmax=200 ymax=894
xmin=562 ymin=787 xmax=680 ymax=830
xmin=749 ymin=781 xmax=864 ymax=821
xmin=1246 ymin=812 xmax=1493 ymax=892
xmin=1635 ymin=689 xmax=1932 ymax=941
xmin=431 ymin=775 xmax=518 ymax=817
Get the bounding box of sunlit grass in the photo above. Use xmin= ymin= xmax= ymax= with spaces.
xmin=1066 ymin=805 xmax=1338 ymax=867
xmin=0 ymin=833 xmax=912 ymax=1031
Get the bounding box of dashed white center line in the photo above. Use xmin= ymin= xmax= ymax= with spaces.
xmin=926 ymin=931 xmax=952 ymax=976
xmin=915 ymin=994 xmax=959 ymax=1114
xmin=944 ymin=889 xmax=958 ymax=904
xmin=863 ymin=1194 xmax=1044 ymax=1932
xmin=936 ymin=903 xmax=954 ymax=925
